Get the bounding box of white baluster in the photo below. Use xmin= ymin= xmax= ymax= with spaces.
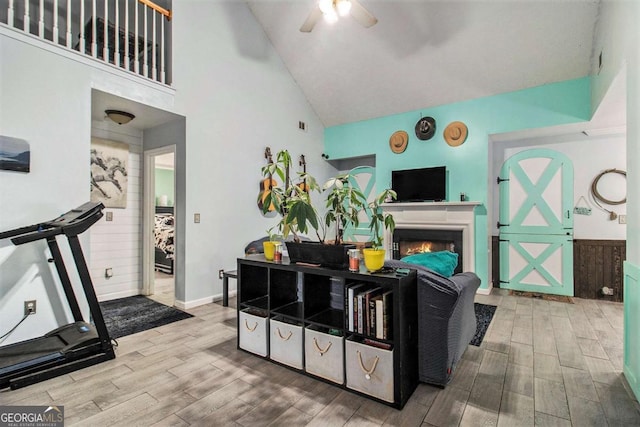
xmin=160 ymin=15 xmax=165 ymax=84
xmin=66 ymin=0 xmax=72 ymax=48
xmin=114 ymin=0 xmax=120 ymax=67
xmin=8 ymin=0 xmax=14 ymax=27
xmin=103 ymin=0 xmax=108 ymax=62
xmin=91 ymin=0 xmax=97 ymax=57
xmin=125 ymin=0 xmax=130 ymax=71
xmin=80 ymin=0 xmax=86 ymax=54
xmin=39 ymin=0 xmax=44 ymax=38
xmin=152 ymin=12 xmax=157 ymax=80
xmin=134 ymin=1 xmax=139 ymax=74
xmin=24 ymin=0 xmax=29 ymax=32
xmin=143 ymin=5 xmax=148 ymax=78
xmin=53 ymin=0 xmax=59 ymax=44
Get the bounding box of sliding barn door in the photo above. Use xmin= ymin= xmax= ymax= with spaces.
xmin=498 ymin=149 xmax=574 ymax=296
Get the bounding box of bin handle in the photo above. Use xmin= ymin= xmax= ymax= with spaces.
xmin=313 ymin=338 xmax=332 ymax=356
xmin=244 ymin=319 xmax=258 ymax=332
xmin=356 ymin=350 xmax=379 ymax=380
xmin=276 ymin=327 xmax=293 ymax=341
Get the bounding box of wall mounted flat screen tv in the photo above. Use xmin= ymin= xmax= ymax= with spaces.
xmin=391 ymin=166 xmax=446 ymax=202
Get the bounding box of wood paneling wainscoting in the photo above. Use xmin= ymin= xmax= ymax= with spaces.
xmin=573 ymin=239 xmax=626 ymax=302
xmin=491 ymin=237 xmax=626 ymax=302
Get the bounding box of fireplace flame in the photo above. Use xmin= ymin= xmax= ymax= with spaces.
xmin=406 ymin=242 xmax=433 ymax=255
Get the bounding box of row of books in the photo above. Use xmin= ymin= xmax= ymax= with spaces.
xmin=345 ymin=283 xmax=392 ymax=340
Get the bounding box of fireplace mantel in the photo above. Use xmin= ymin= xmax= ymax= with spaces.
xmin=381 ymin=201 xmax=481 ymax=272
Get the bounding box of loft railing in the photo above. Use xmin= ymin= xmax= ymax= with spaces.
xmin=1 ymin=0 xmax=172 ymax=85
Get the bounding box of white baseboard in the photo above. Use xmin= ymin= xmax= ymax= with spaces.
xmin=476 ymin=283 xmax=493 ymax=295
xmin=98 ymin=289 xmax=142 ymax=302
xmin=175 ymin=290 xmax=237 ymax=310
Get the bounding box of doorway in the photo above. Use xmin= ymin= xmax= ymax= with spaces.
xmin=143 ymin=145 xmax=176 ymax=306
xmin=498 ymin=148 xmax=574 ymax=296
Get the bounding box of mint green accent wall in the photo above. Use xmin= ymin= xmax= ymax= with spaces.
xmin=324 ymin=78 xmax=591 ymax=288
xmin=624 ymin=261 xmax=640 ymax=396
xmin=155 ymin=168 xmax=174 ymax=206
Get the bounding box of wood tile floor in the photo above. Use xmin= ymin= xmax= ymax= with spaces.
xmin=2 ymin=290 xmax=639 ymax=426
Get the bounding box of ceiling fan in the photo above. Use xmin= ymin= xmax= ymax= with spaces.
xmin=300 ymin=0 xmax=378 ymax=32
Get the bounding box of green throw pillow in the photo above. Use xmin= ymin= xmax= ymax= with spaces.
xmin=401 ymin=251 xmax=459 ymax=277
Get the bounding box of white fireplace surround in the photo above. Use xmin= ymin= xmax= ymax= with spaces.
xmin=381 ymin=201 xmax=481 ymax=273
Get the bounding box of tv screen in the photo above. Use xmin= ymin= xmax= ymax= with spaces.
xmin=391 ymin=166 xmax=446 ymax=202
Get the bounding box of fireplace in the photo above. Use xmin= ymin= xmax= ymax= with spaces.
xmin=392 ymin=228 xmax=464 ymax=274
xmin=381 ymin=201 xmax=480 ymax=274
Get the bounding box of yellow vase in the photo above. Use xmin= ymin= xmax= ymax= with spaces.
xmin=362 ymin=248 xmax=385 ymax=272
xmin=263 ymin=241 xmax=276 ymax=261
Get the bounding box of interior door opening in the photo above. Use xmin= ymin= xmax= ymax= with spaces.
xmin=144 ymin=147 xmax=176 ymax=307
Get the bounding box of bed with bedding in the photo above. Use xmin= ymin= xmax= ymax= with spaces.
xmin=155 ymin=206 xmax=174 ymax=274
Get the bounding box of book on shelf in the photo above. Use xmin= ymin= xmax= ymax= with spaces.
xmin=363 ymin=338 xmax=392 ymax=351
xmin=382 ymin=290 xmax=393 ymax=340
xmin=370 ymin=294 xmax=382 ymax=338
xmin=362 ymin=287 xmax=382 ymax=336
xmin=346 ymin=283 xmax=366 ymax=332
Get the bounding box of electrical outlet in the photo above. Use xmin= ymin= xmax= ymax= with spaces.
xmin=194 ymin=213 xmax=201 ymax=223
xmin=219 ymin=269 xmax=224 ymax=279
xmin=105 ymin=268 xmax=113 ymax=278
xmin=24 ymin=300 xmax=36 ymax=315
xmin=106 ymin=212 xmax=113 ymax=221
xmin=619 ymin=214 xmax=626 ymax=224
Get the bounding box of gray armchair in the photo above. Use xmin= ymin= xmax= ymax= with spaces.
xmin=385 ymin=259 xmax=481 ymax=387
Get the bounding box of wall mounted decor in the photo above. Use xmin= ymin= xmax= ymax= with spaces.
xmin=443 ymin=121 xmax=468 ymax=147
xmin=0 ymin=136 xmax=30 ymax=173
xmin=389 ymin=130 xmax=408 ymax=154
xmin=415 ymin=116 xmax=436 ymax=140
xmin=90 ymin=138 xmax=129 ymax=208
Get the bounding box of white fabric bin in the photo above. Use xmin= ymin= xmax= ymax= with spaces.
xmin=304 ymin=327 xmax=344 ymax=384
xmin=345 ymin=339 xmax=394 ymax=403
xmin=239 ymin=309 xmax=269 ymax=357
xmin=270 ymin=318 xmax=303 ymax=369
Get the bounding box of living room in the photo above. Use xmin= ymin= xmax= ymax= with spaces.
xmin=1 ymin=0 xmax=639 ymax=425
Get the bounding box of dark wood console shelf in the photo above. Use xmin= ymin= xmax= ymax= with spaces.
xmin=237 ymin=254 xmax=418 ymax=409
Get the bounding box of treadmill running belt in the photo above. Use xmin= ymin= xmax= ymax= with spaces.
xmin=0 ymin=336 xmax=66 ymax=375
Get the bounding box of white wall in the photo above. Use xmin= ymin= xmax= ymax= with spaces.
xmin=0 ymin=28 xmax=177 ymax=344
xmin=1 ymin=1 xmax=334 ymax=326
xmin=90 ymin=120 xmax=144 ymax=301
xmin=491 ymin=132 xmax=626 ymax=240
xmin=171 ymin=2 xmax=335 ymax=306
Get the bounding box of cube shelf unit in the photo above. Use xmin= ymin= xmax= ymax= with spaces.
xmin=237 ymin=254 xmax=419 ymax=409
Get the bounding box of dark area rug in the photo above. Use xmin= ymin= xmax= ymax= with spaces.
xmin=99 ymin=295 xmax=193 ymax=339
xmin=471 ymin=303 xmax=497 ymax=346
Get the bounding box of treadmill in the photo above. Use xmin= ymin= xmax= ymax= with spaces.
xmin=0 ymin=201 xmax=115 ymax=390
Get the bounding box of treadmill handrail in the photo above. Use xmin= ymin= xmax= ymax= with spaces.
xmin=0 ymin=202 xmax=104 ymax=245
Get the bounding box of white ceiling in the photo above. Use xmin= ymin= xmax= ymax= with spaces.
xmin=247 ymin=0 xmax=602 ymax=127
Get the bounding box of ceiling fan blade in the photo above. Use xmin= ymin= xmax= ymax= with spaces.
xmin=350 ymin=0 xmax=377 ymax=28
xmin=300 ymin=5 xmax=322 ymax=32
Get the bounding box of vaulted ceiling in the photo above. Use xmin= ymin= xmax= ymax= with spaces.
xmin=247 ymin=0 xmax=602 ymax=128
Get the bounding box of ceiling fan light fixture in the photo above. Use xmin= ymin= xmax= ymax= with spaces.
xmin=336 ymin=0 xmax=351 ymax=17
xmin=318 ymin=0 xmax=334 ymax=14
xmin=105 ymin=110 xmax=135 ymax=125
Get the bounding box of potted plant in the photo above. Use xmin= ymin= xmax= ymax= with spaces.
xmin=259 ymin=149 xmax=325 ymax=242
xmin=322 ymin=173 xmax=367 ymax=244
xmin=258 ymin=148 xmax=395 ymax=270
xmin=362 ymin=188 xmax=397 ymax=271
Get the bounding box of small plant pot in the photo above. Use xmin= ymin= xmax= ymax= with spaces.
xmin=362 ymin=248 xmax=385 ymax=272
xmin=263 ymin=241 xmax=276 ymax=261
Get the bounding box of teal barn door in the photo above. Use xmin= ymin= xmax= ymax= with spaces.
xmin=498 ymin=149 xmax=574 ymax=296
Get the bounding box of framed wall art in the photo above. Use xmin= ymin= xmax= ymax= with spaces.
xmin=0 ymin=135 xmax=30 ymax=173
xmin=90 ymin=138 xmax=129 ymax=208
